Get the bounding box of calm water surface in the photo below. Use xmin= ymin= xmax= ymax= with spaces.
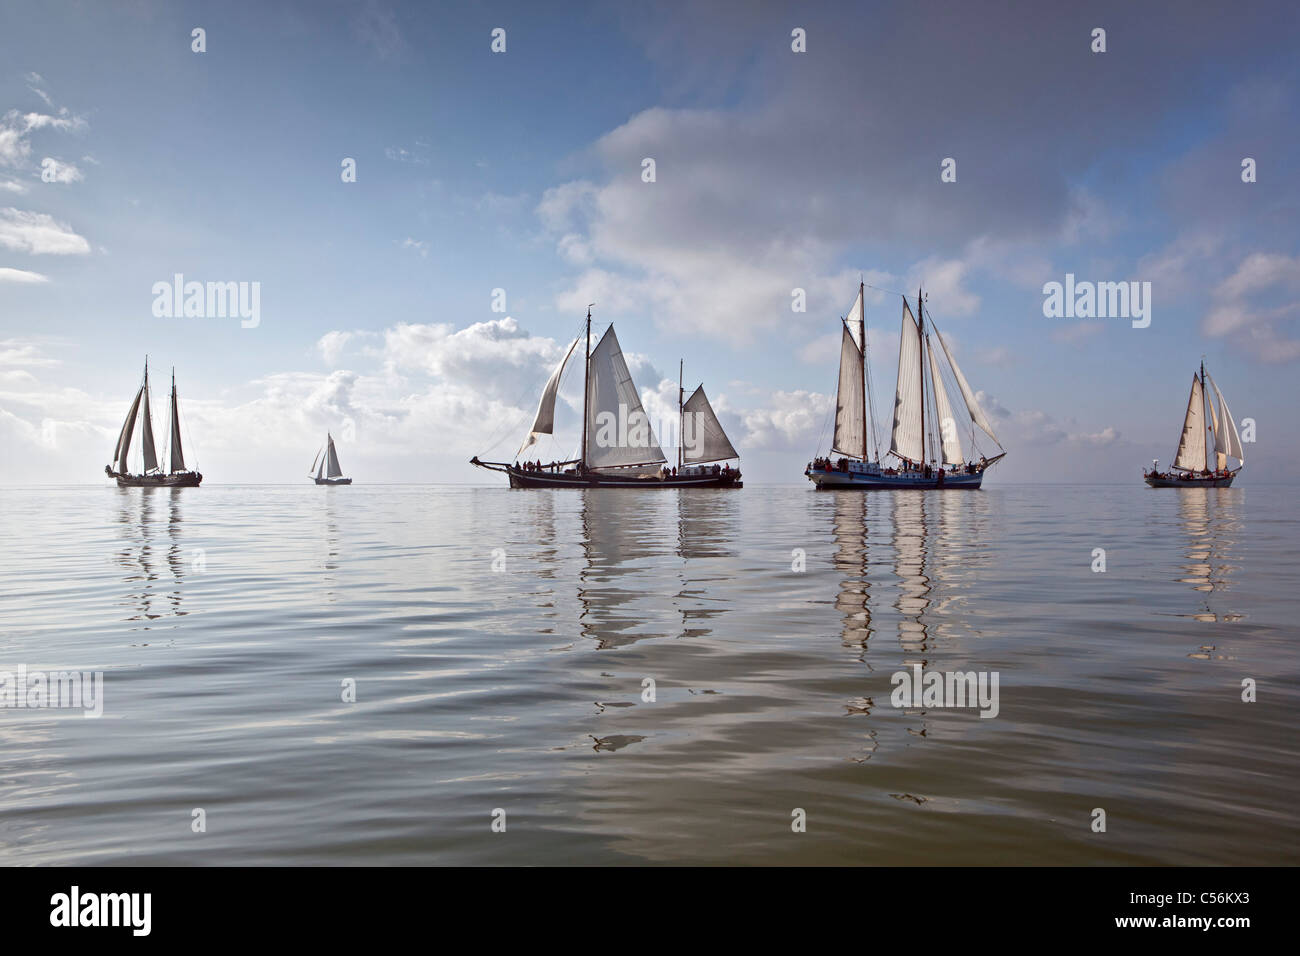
xmin=0 ymin=484 xmax=1296 ymax=865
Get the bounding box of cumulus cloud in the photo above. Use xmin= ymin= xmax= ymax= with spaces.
xmin=1202 ymin=252 xmax=1300 ymax=362
xmin=0 ymin=207 xmax=91 ymax=254
xmin=0 ymin=266 xmax=49 ymax=284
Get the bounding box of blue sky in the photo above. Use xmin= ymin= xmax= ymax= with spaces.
xmin=1 ymin=0 xmax=1297 ymax=483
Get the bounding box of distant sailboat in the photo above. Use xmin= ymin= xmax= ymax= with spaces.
xmin=471 ymin=307 xmax=742 ymax=487
xmin=105 ymin=360 xmax=202 ymax=487
xmin=310 ymin=433 xmax=352 ymax=485
xmin=806 ymin=281 xmax=1006 ymax=489
xmin=1144 ymin=360 xmax=1243 ymax=487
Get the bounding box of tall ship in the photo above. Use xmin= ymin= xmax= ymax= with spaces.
xmin=472 ymin=308 xmax=742 ymax=488
xmin=806 ymin=282 xmax=1005 ymax=489
xmin=310 ymin=433 xmax=353 ymax=485
xmin=105 ymin=359 xmax=203 ymax=487
xmin=1144 ymin=361 xmax=1243 ymax=487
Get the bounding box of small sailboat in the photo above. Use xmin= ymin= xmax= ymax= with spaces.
xmin=310 ymin=433 xmax=353 ymax=485
xmin=805 ymin=281 xmax=1005 ymax=489
xmin=1144 ymin=361 xmax=1243 ymax=487
xmin=105 ymin=359 xmax=203 ymax=487
xmin=471 ymin=307 xmax=742 ymax=487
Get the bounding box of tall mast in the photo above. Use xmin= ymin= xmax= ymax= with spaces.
xmin=581 ymin=305 xmax=592 ymax=468
xmin=917 ymin=287 xmax=926 ymax=466
xmin=678 ymin=359 xmax=684 ymax=470
xmin=859 ymin=279 xmax=867 ymax=461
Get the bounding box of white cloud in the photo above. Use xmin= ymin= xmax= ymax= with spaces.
xmin=0 ymin=207 xmax=91 ymax=255
xmin=1202 ymin=252 xmax=1300 ymax=362
xmin=0 ymin=267 xmax=49 ymax=284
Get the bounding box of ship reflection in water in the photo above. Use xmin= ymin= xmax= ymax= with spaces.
xmin=0 ymin=485 xmax=1293 ymax=865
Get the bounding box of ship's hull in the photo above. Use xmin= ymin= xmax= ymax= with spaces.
xmin=1144 ymin=473 xmax=1236 ymax=488
xmin=806 ymin=467 xmax=984 ymax=490
xmin=114 ymin=472 xmax=202 ymax=487
xmin=508 ymin=468 xmax=740 ymax=489
xmin=314 ymin=477 xmax=353 ymax=485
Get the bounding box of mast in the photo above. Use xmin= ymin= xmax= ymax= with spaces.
xmin=581 ymin=305 xmax=592 ymax=468
xmin=859 ymin=279 xmax=867 ymax=461
xmin=917 ymin=287 xmax=926 ymax=466
xmin=678 ymin=359 xmax=684 ymax=470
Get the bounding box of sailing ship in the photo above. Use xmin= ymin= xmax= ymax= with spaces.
xmin=310 ymin=433 xmax=352 ymax=485
xmin=1143 ymin=361 xmax=1243 ymax=487
xmin=805 ymin=281 xmax=1005 ymax=489
xmin=104 ymin=359 xmax=202 ymax=487
xmin=471 ymin=308 xmax=742 ymax=488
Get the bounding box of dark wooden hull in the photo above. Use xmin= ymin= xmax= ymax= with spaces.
xmin=1144 ymin=473 xmax=1236 ymax=488
xmin=314 ymin=477 xmax=353 ymax=485
xmin=114 ymin=472 xmax=202 ymax=487
xmin=508 ymin=468 xmax=740 ymax=488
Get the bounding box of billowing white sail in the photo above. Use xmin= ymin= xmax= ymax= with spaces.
xmin=1206 ymin=374 xmax=1244 ymax=462
xmin=832 ymin=323 xmax=866 ymax=457
xmin=140 ymin=386 xmax=158 ymax=473
xmin=316 ymin=452 xmax=326 ymax=480
xmin=168 ymin=380 xmax=186 ymax=473
xmin=1206 ymin=388 xmax=1226 ymax=471
xmin=519 ymin=337 xmax=579 ymax=457
xmin=926 ymin=337 xmax=965 ymax=465
xmin=934 ymin=331 xmax=1000 ymax=447
xmin=326 ymin=436 xmax=343 ymax=478
xmin=1173 ymin=375 xmax=1207 ymax=471
xmin=114 ymin=386 xmax=143 ymax=473
xmin=585 ymin=326 xmax=666 ymax=469
xmin=890 ymin=300 xmax=924 ymax=463
xmin=682 ymin=385 xmax=738 ymax=464
xmin=847 ymin=287 xmax=864 ymax=349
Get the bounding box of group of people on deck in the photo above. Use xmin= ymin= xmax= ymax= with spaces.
xmin=516 ymin=460 xmax=560 ymax=473
xmin=810 ymin=456 xmax=985 ymax=476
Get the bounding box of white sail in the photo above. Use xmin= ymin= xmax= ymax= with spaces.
xmin=326 ymin=436 xmax=343 ymax=478
xmin=585 ymin=326 xmax=666 ymax=469
xmin=1173 ymin=375 xmax=1207 ymax=471
xmin=168 ymin=381 xmax=186 ymax=473
xmin=316 ymin=453 xmax=325 ymax=480
xmin=114 ymin=385 xmax=144 ymax=473
xmin=1206 ymin=373 xmax=1244 ymax=462
xmin=832 ymin=323 xmax=866 ymax=457
xmin=682 ymin=385 xmax=738 ymax=464
xmin=926 ymin=336 xmax=965 ymax=465
xmin=1206 ymin=387 xmax=1226 ymax=471
xmin=934 ymin=330 xmax=1000 ymax=447
xmin=890 ymin=300 xmax=924 ymax=463
xmin=310 ymin=447 xmax=323 ymax=475
xmin=519 ymin=337 xmax=579 ymax=457
xmin=847 ymin=287 xmax=864 ymax=349
xmin=140 ymin=386 xmax=158 ymax=473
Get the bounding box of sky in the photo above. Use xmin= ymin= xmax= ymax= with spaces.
xmin=1 ymin=0 xmax=1297 ymax=484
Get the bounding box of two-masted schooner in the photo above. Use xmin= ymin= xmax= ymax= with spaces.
xmin=310 ymin=433 xmax=352 ymax=485
xmin=471 ymin=308 xmax=742 ymax=488
xmin=805 ymin=282 xmax=1005 ymax=489
xmin=105 ymin=359 xmax=203 ymax=487
xmin=1143 ymin=361 xmax=1243 ymax=487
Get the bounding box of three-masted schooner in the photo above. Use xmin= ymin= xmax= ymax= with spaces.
xmin=105 ymin=359 xmax=203 ymax=487
xmin=805 ymin=282 xmax=1005 ymax=489
xmin=1144 ymin=361 xmax=1243 ymax=487
xmin=471 ymin=308 xmax=742 ymax=488
xmin=310 ymin=433 xmax=353 ymax=485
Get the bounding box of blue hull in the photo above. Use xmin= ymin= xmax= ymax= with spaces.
xmin=805 ymin=468 xmax=984 ymax=490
